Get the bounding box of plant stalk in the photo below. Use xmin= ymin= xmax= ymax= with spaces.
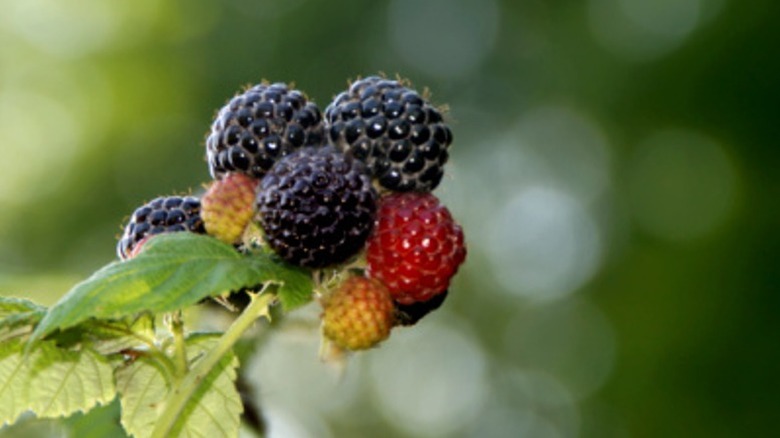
xmin=170 ymin=311 xmax=188 ymax=378
xmin=150 ymin=289 xmax=276 ymax=438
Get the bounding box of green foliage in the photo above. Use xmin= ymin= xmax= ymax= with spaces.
xmin=115 ymin=355 xmax=169 ymax=437
xmin=75 ymin=314 xmax=157 ymax=356
xmin=0 ymin=297 xmax=45 ymax=319
xmin=31 ymin=233 xmax=313 ymax=344
xmin=0 ymin=297 xmax=46 ymax=342
xmin=116 ymin=334 xmax=242 ymax=438
xmin=0 ymin=232 xmax=316 ymax=437
xmin=0 ymin=340 xmax=116 ymax=427
xmin=63 ymin=400 xmax=129 ymax=438
xmin=172 ymin=334 xmax=242 ymax=437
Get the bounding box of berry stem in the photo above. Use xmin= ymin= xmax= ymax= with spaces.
xmin=170 ymin=311 xmax=188 ymax=378
xmin=150 ymin=288 xmax=276 ymax=438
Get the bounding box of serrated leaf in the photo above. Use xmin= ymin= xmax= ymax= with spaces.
xmin=63 ymin=398 xmax=129 ymax=438
xmin=0 ymin=340 xmax=116 ymax=427
xmin=0 ymin=297 xmax=47 ymax=342
xmin=77 ymin=314 xmax=156 ymax=356
xmin=115 ymin=356 xmax=170 ymax=437
xmin=116 ymin=334 xmax=241 ymax=438
xmin=172 ymin=334 xmax=242 ymax=438
xmin=0 ymin=297 xmax=46 ymax=319
xmin=31 ymin=233 xmax=313 ymax=344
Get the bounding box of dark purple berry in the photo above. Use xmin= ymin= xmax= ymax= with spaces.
xmin=207 ymin=83 xmax=326 ymax=180
xmin=324 ymin=76 xmax=452 ymax=192
xmin=117 ymin=196 xmax=205 ymax=260
xmin=256 ymin=147 xmax=377 ymax=268
xmin=394 ymin=290 xmax=449 ymax=326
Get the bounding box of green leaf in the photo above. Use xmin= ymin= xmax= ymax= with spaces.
xmin=30 ymin=233 xmax=313 ymax=344
xmin=75 ymin=314 xmax=156 ymax=356
xmin=0 ymin=297 xmax=46 ymax=318
xmin=115 ymin=356 xmax=169 ymax=437
xmin=273 ymin=266 xmax=314 ymax=312
xmin=116 ymin=333 xmax=242 ymax=438
xmin=63 ymin=398 xmax=129 ymax=438
xmin=0 ymin=297 xmax=46 ymax=342
xmin=0 ymin=340 xmax=116 ymax=427
xmin=172 ymin=334 xmax=243 ymax=437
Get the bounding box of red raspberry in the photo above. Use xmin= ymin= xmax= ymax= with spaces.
xmin=366 ymin=193 xmax=466 ymax=305
xmin=322 ymin=277 xmax=395 ymax=351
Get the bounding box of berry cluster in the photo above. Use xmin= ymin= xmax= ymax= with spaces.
xmin=115 ymin=76 xmax=466 ymax=352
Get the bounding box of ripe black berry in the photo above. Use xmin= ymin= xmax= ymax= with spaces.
xmin=207 ymin=82 xmax=326 ymax=180
xmin=325 ymin=76 xmax=452 ymax=192
xmin=117 ymin=196 xmax=205 ymax=260
xmin=393 ymin=290 xmax=448 ymax=326
xmin=256 ymin=146 xmax=377 ymax=268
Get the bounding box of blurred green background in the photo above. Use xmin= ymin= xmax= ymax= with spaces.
xmin=1 ymin=0 xmax=778 ymax=437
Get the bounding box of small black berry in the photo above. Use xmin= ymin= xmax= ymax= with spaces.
xmin=117 ymin=196 xmax=205 ymax=260
xmin=394 ymin=290 xmax=449 ymax=326
xmin=324 ymin=76 xmax=452 ymax=192
xmin=256 ymin=146 xmax=377 ymax=268
xmin=207 ymin=83 xmax=326 ymax=180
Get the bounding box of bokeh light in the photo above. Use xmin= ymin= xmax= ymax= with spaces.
xmin=388 ymin=0 xmax=499 ymax=79
xmin=261 ymin=404 xmax=333 ymax=438
xmin=1 ymin=0 xmax=119 ymax=57
xmin=503 ymin=298 xmax=616 ymax=399
xmin=489 ymin=187 xmax=603 ymax=300
xmin=444 ymin=104 xmax=609 ymax=301
xmin=228 ymin=0 xmax=307 ymax=21
xmin=0 ymin=90 xmax=80 ymax=204
xmin=495 ymin=369 xmax=580 ymax=438
xmin=588 ymin=0 xmax=726 ymax=60
xmin=248 ymin=305 xmax=361 ymax=422
xmin=512 ymin=106 xmax=612 ymax=203
xmin=627 ymin=129 xmax=737 ymax=241
xmin=369 ymin=319 xmax=489 ymax=437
